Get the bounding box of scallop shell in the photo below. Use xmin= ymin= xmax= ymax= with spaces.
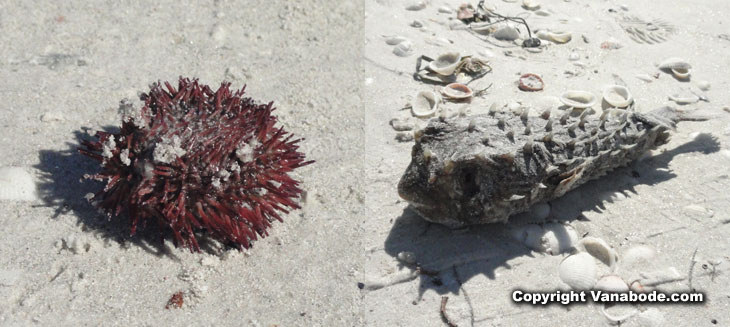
xmin=579 ymin=237 xmax=617 ymax=268
xmin=602 ymin=85 xmax=633 ymax=108
xmin=441 ymin=83 xmax=473 ymax=100
xmin=594 ymin=275 xmax=629 ymax=292
xmin=411 ymin=91 xmax=440 ymax=118
xmin=559 ymin=90 xmax=596 ymax=108
xmin=658 ymin=57 xmax=691 ymax=70
xmin=559 ymin=252 xmax=597 ymax=290
xmin=428 ymin=52 xmax=462 ymax=76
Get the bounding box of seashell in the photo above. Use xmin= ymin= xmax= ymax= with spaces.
xmin=441 ymin=83 xmax=473 ymax=100
xmin=568 ymin=51 xmax=580 ymax=61
xmin=493 ymin=24 xmax=521 ymax=41
xmin=559 ymin=90 xmax=596 ymax=109
xmin=518 ymin=73 xmax=544 ymax=92
xmin=658 ymin=57 xmax=691 ymax=70
xmin=668 ymin=93 xmax=699 ymax=105
xmin=537 ymin=30 xmax=572 ymax=44
xmin=522 ymin=0 xmax=540 ymax=10
xmin=457 ymin=4 xmax=475 ymax=21
xmin=541 ymin=223 xmax=578 ymax=255
xmin=594 ymin=275 xmax=629 ymax=292
xmin=602 ymin=85 xmax=633 ymax=108
xmin=559 ymin=252 xmax=597 ymax=290
xmin=534 ymin=9 xmax=550 ymax=16
xmin=397 ymin=251 xmax=417 ymax=264
xmin=384 ymin=35 xmax=409 ymax=45
xmin=635 ymin=73 xmax=653 ymax=82
xmin=438 ymin=6 xmax=453 ymax=14
xmin=428 ymin=52 xmax=462 ymax=75
xmin=670 ymin=67 xmax=690 ymax=79
xmin=579 ymin=237 xmax=617 ymax=268
xmin=393 ymin=41 xmax=414 ymax=57
xmin=629 ymin=280 xmax=647 ymax=292
xmin=470 ymin=22 xmax=495 ymax=34
xmin=411 ymin=91 xmax=440 ymax=118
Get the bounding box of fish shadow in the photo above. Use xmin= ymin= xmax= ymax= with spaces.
xmin=383 ymin=133 xmax=720 ymax=296
xmin=33 ymin=128 xmax=224 ymax=259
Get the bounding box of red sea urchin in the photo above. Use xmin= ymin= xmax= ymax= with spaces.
xmin=79 ymin=77 xmax=313 ymax=252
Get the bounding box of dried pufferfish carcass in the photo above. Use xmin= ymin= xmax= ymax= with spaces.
xmin=398 ymin=106 xmax=713 ymax=227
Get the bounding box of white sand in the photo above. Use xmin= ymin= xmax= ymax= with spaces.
xmin=1 ymin=0 xmax=729 ymax=326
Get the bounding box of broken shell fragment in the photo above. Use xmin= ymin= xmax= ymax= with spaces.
xmin=602 ymin=85 xmax=633 ymax=108
xmin=670 ymin=67 xmax=690 ymax=80
xmin=668 ymin=93 xmax=699 ymax=105
xmin=384 ymin=35 xmax=409 ymax=45
xmin=537 ymin=30 xmax=572 ymax=44
xmin=411 ymin=91 xmax=440 ymax=118
xmin=579 ymin=237 xmax=617 ymax=268
xmin=518 ymin=73 xmax=545 ymax=92
xmin=595 ymin=275 xmax=629 ymax=292
xmin=559 ymin=252 xmax=597 ymax=290
xmin=658 ymin=57 xmax=691 ymax=70
xmin=441 ymin=83 xmax=473 ymax=100
xmin=559 ymin=90 xmax=596 ymax=109
xmin=428 ymin=52 xmax=462 ymax=75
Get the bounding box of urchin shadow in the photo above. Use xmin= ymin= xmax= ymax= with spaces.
xmin=384 ymin=133 xmax=720 ymax=297
xmin=34 ymin=128 xmax=226 ymax=258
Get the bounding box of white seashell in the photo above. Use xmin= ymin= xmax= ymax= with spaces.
xmin=493 ymin=24 xmax=521 ymax=41
xmin=658 ymin=57 xmax=691 ymax=70
xmin=397 ymin=251 xmax=417 ymax=264
xmin=668 ymin=93 xmax=699 ymax=105
xmin=602 ymin=85 xmax=633 ymax=108
xmin=697 ymin=80 xmax=710 ymax=91
xmin=568 ymin=51 xmax=580 ymax=61
xmin=393 ymin=41 xmax=414 ymax=57
xmin=411 ymin=91 xmax=440 ymax=118
xmin=428 ymin=52 xmax=462 ymax=75
xmin=671 ymin=67 xmax=690 ymax=79
xmin=559 ymin=90 xmax=596 ymax=109
xmin=622 ymin=245 xmax=656 ymax=266
xmin=470 ymin=22 xmax=494 ymax=34
xmin=522 ymin=0 xmax=540 ymax=10
xmin=441 ymin=83 xmax=473 ymax=100
xmin=594 ymin=275 xmax=629 ymax=292
xmin=635 ymin=74 xmax=653 ymax=82
xmin=537 ymin=30 xmax=572 ymax=43
xmin=438 ymin=6 xmax=453 ymax=13
xmin=541 ymin=223 xmax=578 ymax=255
xmin=559 ymin=252 xmax=597 ymax=290
xmin=384 ymin=35 xmax=409 ymax=45
xmin=579 ymin=237 xmax=617 ymax=268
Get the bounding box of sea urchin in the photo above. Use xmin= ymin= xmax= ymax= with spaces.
xmin=79 ymin=77 xmax=313 ymax=252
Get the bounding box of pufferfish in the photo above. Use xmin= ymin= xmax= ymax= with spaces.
xmin=397 ymin=105 xmax=713 ymax=228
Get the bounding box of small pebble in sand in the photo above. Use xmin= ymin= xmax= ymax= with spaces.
xmin=405 ymin=1 xmax=426 ymax=11
xmin=0 ymin=167 xmax=38 ymax=201
xmin=390 ymin=118 xmax=414 ymax=131
xmin=437 ymin=6 xmax=452 ymax=14
xmin=397 ymin=251 xmax=417 ymax=264
xmin=395 ymin=132 xmax=414 ymax=142
xmin=393 ymin=41 xmax=414 ymax=57
xmin=385 ymin=35 xmax=409 ymax=45
xmin=567 ymin=52 xmax=581 ymax=62
xmin=493 ymin=24 xmax=521 ymax=41
xmin=620 ymin=4 xmax=629 ymax=11
xmin=410 ymin=20 xmax=423 ymax=28
xmin=697 ymin=80 xmax=710 ymax=91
